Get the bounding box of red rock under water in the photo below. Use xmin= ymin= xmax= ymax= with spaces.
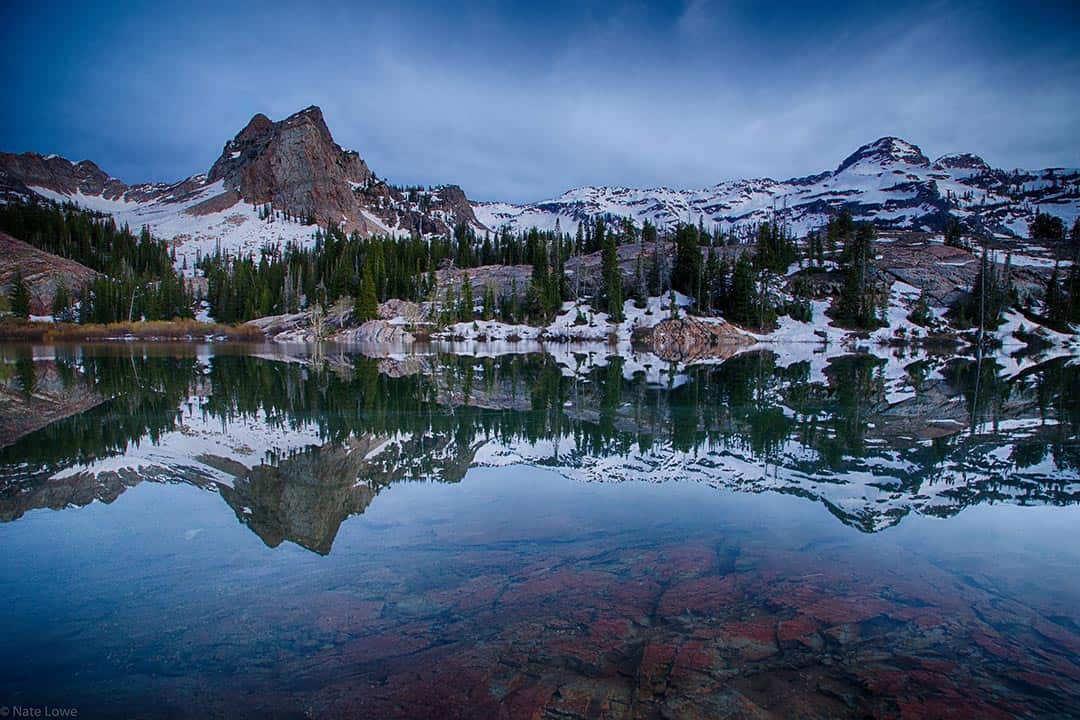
xmin=95 ymin=532 xmax=1076 ymax=719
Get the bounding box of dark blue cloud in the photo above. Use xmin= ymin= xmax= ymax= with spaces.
xmin=2 ymin=0 xmax=1078 ymax=202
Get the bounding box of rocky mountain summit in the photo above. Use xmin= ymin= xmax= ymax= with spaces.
xmin=205 ymin=107 xmax=374 ymax=229
xmin=834 ymin=136 xmax=930 ymax=173
xmin=0 ymin=106 xmax=484 ymax=265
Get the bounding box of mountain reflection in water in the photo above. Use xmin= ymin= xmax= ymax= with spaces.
xmin=1 ymin=343 xmax=1076 ymax=548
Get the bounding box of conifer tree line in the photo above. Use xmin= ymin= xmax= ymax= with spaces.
xmin=5 ymin=196 xmax=1073 ymax=335
xmin=198 ymin=221 xmax=578 ymax=324
xmin=0 ymin=200 xmax=193 ymax=322
xmin=11 ymin=350 xmax=1075 ymax=489
xmin=0 ymin=201 xmax=177 ymax=278
xmin=660 ymin=220 xmax=798 ymax=329
xmin=832 ymin=215 xmax=885 ymax=329
xmin=1029 ymin=211 xmax=1068 ymax=243
xmin=256 ymin=202 xmax=317 ymax=226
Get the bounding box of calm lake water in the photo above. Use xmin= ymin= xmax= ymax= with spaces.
xmin=0 ymin=343 xmax=1078 ymax=719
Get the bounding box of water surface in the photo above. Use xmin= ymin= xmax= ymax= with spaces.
xmin=1 ymin=343 xmax=1077 ymax=718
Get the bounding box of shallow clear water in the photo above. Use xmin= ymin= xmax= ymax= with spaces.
xmin=0 ymin=343 xmax=1077 ymax=718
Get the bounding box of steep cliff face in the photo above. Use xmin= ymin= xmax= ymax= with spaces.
xmin=206 ymin=106 xmax=376 ymax=231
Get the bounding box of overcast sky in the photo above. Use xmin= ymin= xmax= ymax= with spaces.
xmin=2 ymin=0 xmax=1078 ymax=202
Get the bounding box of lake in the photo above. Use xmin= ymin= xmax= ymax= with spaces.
xmin=1 ymin=342 xmax=1078 ymax=718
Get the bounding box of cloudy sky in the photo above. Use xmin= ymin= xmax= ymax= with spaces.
xmin=2 ymin=0 xmax=1078 ymax=202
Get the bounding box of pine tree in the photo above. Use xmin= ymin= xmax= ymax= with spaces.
xmin=482 ymin=284 xmax=496 ymax=321
xmin=785 ymin=274 xmax=813 ymax=323
xmin=728 ymin=253 xmax=757 ymax=327
xmin=827 ymin=209 xmax=855 ymax=259
xmin=51 ymin=280 xmax=74 ymax=322
xmin=573 ymin=222 xmax=584 ymax=300
xmin=753 ymin=220 xmax=796 ymax=274
xmin=944 ymin=216 xmax=968 ymax=249
xmin=671 ymin=224 xmax=702 ymax=303
xmin=704 ymin=247 xmax=726 ymax=314
xmin=908 ymin=290 xmax=933 ymax=327
xmin=1030 ymin=211 xmax=1065 ymax=242
xmin=632 ymin=251 xmax=646 ymax=307
xmin=1045 ymin=265 xmax=1066 ymax=323
xmin=643 ymin=221 xmax=663 ymax=296
xmin=598 ymin=219 xmax=624 ymax=322
xmin=957 ymin=247 xmax=1012 ymax=331
xmin=354 ymin=265 xmax=379 ymax=323
xmin=8 ymin=268 xmax=31 ymax=319
xmin=458 ymin=274 xmax=474 ymax=322
xmin=441 ymin=284 xmax=458 ymax=326
xmin=835 ymin=223 xmax=882 ymax=329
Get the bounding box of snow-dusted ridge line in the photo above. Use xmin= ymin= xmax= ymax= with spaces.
xmin=473 ymin=137 xmax=1080 ymax=239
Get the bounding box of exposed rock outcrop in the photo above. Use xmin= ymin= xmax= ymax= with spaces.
xmin=244 ymin=303 xmax=414 ymax=344
xmin=435 ymin=263 xmax=534 ymax=302
xmin=876 ymin=239 xmax=979 ymax=307
xmin=339 ymin=320 xmax=413 ymax=344
xmin=834 ymin=136 xmax=930 ymax=173
xmin=933 ymin=152 xmax=991 ymax=173
xmin=649 ymin=317 xmax=754 ymax=362
xmin=202 ymin=106 xmax=485 ymax=236
xmin=0 ymin=152 xmax=129 ymax=200
xmin=0 ymin=231 xmax=100 ymax=314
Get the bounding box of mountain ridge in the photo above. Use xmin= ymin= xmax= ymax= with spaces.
xmin=2 ymin=107 xmax=1078 ymax=264
xmin=476 ymin=136 xmax=1080 ymax=239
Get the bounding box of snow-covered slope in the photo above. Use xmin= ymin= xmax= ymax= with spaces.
xmin=28 ymin=179 xmax=323 ymax=273
xmin=474 ymin=137 xmax=1080 ymax=238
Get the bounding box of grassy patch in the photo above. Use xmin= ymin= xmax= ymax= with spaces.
xmin=0 ymin=318 xmax=265 ymax=341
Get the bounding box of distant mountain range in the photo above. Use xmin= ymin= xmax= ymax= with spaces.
xmin=2 ymin=106 xmax=1078 ymax=267
xmin=476 ymin=137 xmax=1080 ymax=238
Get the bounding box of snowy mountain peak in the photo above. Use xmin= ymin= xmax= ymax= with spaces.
xmin=835 ymin=136 xmax=930 ymax=174
xmin=473 ymin=136 xmax=1079 ymax=239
